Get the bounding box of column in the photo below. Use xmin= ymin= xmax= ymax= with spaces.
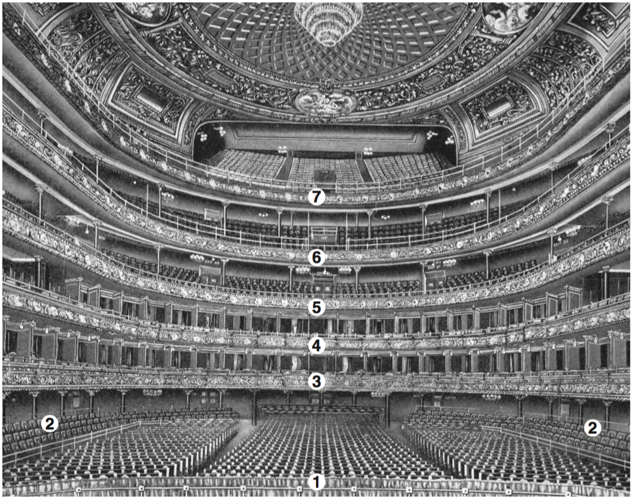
xmin=93 ymin=221 xmax=101 ymax=250
xmin=218 ymin=389 xmax=225 ymax=408
xmin=354 ymin=267 xmax=361 ymax=289
xmin=602 ymin=266 xmax=610 ymax=301
xmin=420 ymin=204 xmax=427 ymax=238
xmin=367 ymin=210 xmax=374 ymax=239
xmin=251 ymin=390 xmax=258 ymax=426
xmin=516 ymin=395 xmax=526 ymax=418
xmin=363 ymin=352 xmax=368 ymax=372
xmin=221 ymin=259 xmax=229 ymax=286
xmin=470 ymin=350 xmax=479 ymax=373
xmin=155 ymin=245 xmax=162 ymax=273
xmin=420 ymin=262 xmax=426 ymax=292
xmin=547 ymin=397 xmax=555 ymax=421
xmin=485 ymin=189 xmax=492 ymax=223
xmin=222 ymin=201 xmax=230 ymax=235
xmin=246 ymin=349 xmax=253 ymax=370
xmin=94 ymin=155 xmax=102 ymax=182
xmin=157 ymin=184 xmax=164 ymax=217
xmin=277 ymin=208 xmax=283 ymax=237
xmin=549 ymin=163 xmax=558 ymax=189
xmin=119 ymin=390 xmax=127 ymax=413
xmin=185 ymin=390 xmax=193 ymax=410
xmin=288 ymin=266 xmax=295 ymax=288
xmin=285 ymin=390 xmax=292 ymax=405
xmin=384 ymin=394 xmax=391 ymax=428
xmin=391 ymin=352 xmax=398 ymax=374
xmin=31 ymin=391 xmax=40 ymax=420
xmin=37 ymin=109 xmax=48 ymax=136
xmin=352 ymin=392 xmax=357 ymax=406
xmin=59 ymin=391 xmax=67 ymax=417
xmin=275 ymin=351 xmax=282 ymax=373
xmin=605 ymin=122 xmax=616 ymax=147
xmin=576 ymin=399 xmax=586 ymax=423
xmin=88 ymin=390 xmax=97 ymax=415
xmin=548 ymin=228 xmax=557 ymax=263
xmin=484 ymin=251 xmax=491 ymax=280
xmin=35 ymin=184 xmax=46 ymax=220
xmin=365 ymin=315 xmax=371 ymax=335
xmin=604 ymin=401 xmax=613 ymax=431
xmin=444 ymin=351 xmax=452 ymax=373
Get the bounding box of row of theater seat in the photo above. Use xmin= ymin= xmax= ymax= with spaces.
xmin=4 ymin=418 xmax=238 ymax=486
xmin=365 ymin=153 xmax=447 ymax=183
xmin=204 ymin=414 xmax=445 ymax=480
xmin=100 ymin=249 xmax=204 ymax=284
xmin=441 ymin=260 xmax=538 ymax=289
xmin=335 ymin=280 xmax=420 ymax=296
xmin=407 ymin=427 xmax=629 ymax=490
xmin=3 ymin=408 xmax=237 ymax=456
xmin=405 ymin=410 xmax=630 ymax=460
xmin=214 ymin=150 xmax=284 ymax=179
xmin=258 ymin=405 xmax=381 ymax=417
xmin=288 ymin=158 xmax=364 ymax=185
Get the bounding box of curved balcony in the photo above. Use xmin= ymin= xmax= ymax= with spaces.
xmin=3 ymin=275 xmax=629 ymax=351
xmin=3 ymin=199 xmax=628 ymax=310
xmin=3 ymin=103 xmax=629 ymax=264
xmin=5 ymin=3 xmax=631 ymax=206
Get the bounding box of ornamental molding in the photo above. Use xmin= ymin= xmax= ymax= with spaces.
xmin=3 ymin=280 xmax=629 ymax=352
xmin=2 ymin=366 xmax=628 ymax=400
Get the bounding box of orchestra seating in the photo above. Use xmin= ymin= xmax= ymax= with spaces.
xmin=214 ymin=150 xmax=284 ymax=178
xmin=3 ymin=418 xmax=238 ymax=487
xmin=2 ymin=408 xmax=237 ymax=457
xmin=287 ymin=158 xmax=364 ymax=185
xmin=405 ymin=410 xmax=630 ymax=461
xmin=406 ymin=428 xmax=629 ymax=490
xmin=204 ymin=413 xmax=447 ymax=480
xmin=365 ymin=153 xmax=449 ymax=183
xmin=442 ymin=260 xmax=538 ymax=289
xmin=258 ymin=405 xmax=382 ymax=418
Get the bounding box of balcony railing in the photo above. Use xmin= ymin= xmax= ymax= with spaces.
xmin=3 ymin=96 xmax=630 ymax=256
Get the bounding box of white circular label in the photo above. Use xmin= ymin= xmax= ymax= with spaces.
xmin=308 ymin=299 xmax=326 ymax=317
xmin=308 ymin=189 xmax=325 ymax=206
xmin=584 ymin=419 xmax=602 ymax=436
xmin=41 ymin=415 xmax=59 ymax=433
xmin=309 ymin=373 xmax=326 ymax=391
xmin=308 ymin=473 xmax=325 ymax=491
xmin=308 ymin=336 xmax=326 ymax=355
xmin=308 ymin=249 xmax=326 ymax=266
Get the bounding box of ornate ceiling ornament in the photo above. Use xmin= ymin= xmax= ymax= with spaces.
xmin=115 ymin=3 xmax=172 ymax=27
xmin=295 ymin=79 xmax=357 ymax=121
xmin=294 ymin=2 xmax=363 ymax=48
xmin=483 ymin=3 xmax=542 ymax=35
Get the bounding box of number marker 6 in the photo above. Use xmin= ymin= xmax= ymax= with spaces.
xmin=308 ymin=249 xmax=326 ymax=266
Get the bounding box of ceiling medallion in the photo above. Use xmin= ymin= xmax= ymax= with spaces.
xmin=294 ymin=2 xmax=363 ymax=48
xmin=295 ymin=78 xmax=357 ymax=121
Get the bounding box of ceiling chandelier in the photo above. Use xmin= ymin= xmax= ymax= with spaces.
xmin=294 ymin=3 xmax=363 ymax=48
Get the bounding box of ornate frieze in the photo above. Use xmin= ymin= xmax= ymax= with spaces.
xmin=2 ymin=363 xmax=628 ymax=400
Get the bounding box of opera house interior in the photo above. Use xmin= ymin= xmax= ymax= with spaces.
xmin=1 ymin=2 xmax=631 ymax=497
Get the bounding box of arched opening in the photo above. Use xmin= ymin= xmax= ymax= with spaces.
xmin=193 ymin=123 xmax=226 ymax=164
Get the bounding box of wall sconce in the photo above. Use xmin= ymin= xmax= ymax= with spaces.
xmin=278 ymin=146 xmax=287 ymax=154
xmin=363 ymin=147 xmax=373 ymax=156
xmin=213 ymin=125 xmax=226 ymax=137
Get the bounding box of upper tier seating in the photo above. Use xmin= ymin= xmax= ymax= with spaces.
xmin=100 ymin=249 xmax=203 ymax=284
xmin=204 ymin=414 xmax=446 ymax=480
xmin=259 ymin=405 xmax=382 ymax=418
xmin=405 ymin=410 xmax=630 ymax=461
xmin=335 ymin=280 xmax=420 ymax=296
xmin=441 ymin=260 xmax=538 ymax=289
xmin=365 ymin=153 xmax=449 ymax=183
xmin=407 ymin=427 xmax=629 ymax=490
xmin=3 ymin=417 xmax=238 ymax=486
xmin=2 ymin=408 xmax=237 ymax=457
xmin=287 ymin=158 xmax=364 ymax=185
xmin=215 ymin=150 xmax=284 ymax=178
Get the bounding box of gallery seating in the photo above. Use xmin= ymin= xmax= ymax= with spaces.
xmin=365 ymin=153 xmax=449 ymax=183
xmin=214 ymin=150 xmax=284 ymax=179
xmin=287 ymin=158 xmax=364 ymax=185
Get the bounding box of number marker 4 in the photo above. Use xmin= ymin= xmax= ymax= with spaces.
xmin=309 ymin=336 xmax=326 ymax=354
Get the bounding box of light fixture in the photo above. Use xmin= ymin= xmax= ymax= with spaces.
xmin=278 ymin=146 xmax=287 ymax=154
xmin=190 ymin=254 xmax=205 ymax=263
xmin=363 ymin=147 xmax=373 ymax=156
xmin=213 ymin=125 xmax=226 ymax=137
xmin=380 ymin=214 xmax=391 ymax=220
xmin=258 ymin=212 xmax=269 ymax=218
xmin=442 ymin=258 xmax=457 ymax=268
xmin=482 ymin=394 xmax=502 ymax=401
xmin=199 ymin=132 xmax=208 ymax=142
xmin=294 ymin=3 xmax=363 ymax=48
xmin=426 ymin=131 xmax=439 ymax=140
xmin=470 ymin=199 xmax=484 ymax=207
xmin=295 ymin=267 xmax=311 ymax=274
xmin=161 ymin=192 xmax=175 ymax=201
xmin=339 ymin=267 xmax=352 ymax=274
xmin=445 ymin=135 xmax=455 ymax=145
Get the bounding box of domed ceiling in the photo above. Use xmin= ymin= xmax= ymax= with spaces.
xmin=186 ymin=3 xmax=468 ymax=83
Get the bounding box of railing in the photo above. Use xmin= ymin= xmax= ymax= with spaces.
xmin=4 ymin=91 xmax=630 ymax=252
xmin=4 ymin=196 xmax=629 ymax=302
xmin=481 ymin=426 xmax=630 ymax=471
xmin=6 ymin=3 xmax=630 ymax=199
xmin=521 ymin=413 xmax=630 ymax=434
